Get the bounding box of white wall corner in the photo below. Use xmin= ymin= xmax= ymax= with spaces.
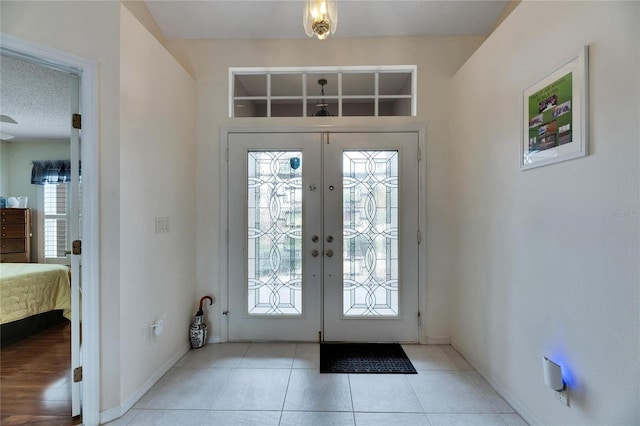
xmin=207 ymin=334 xmax=222 ymax=344
xmin=99 ymin=344 xmax=190 ymax=424
xmin=450 ymin=337 xmax=538 ymax=426
xmin=425 ymin=336 xmax=451 ymax=345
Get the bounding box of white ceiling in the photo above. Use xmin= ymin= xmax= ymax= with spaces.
xmin=145 ymin=0 xmax=510 ymax=40
xmin=0 ymin=1 xmax=510 ymax=143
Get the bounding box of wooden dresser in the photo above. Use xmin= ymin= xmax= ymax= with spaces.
xmin=1 ymin=208 xmax=32 ymax=263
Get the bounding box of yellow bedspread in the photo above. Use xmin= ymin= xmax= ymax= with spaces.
xmin=0 ymin=263 xmax=71 ymax=325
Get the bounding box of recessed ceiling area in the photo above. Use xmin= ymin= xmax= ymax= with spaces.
xmin=1 ymin=1 xmax=513 ymax=142
xmin=144 ymin=0 xmax=511 ymax=40
xmin=0 ymin=55 xmax=72 ymax=142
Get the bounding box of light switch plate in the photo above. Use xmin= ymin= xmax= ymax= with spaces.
xmin=155 ymin=217 xmax=169 ymax=233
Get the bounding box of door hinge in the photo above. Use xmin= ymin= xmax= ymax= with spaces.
xmin=318 ymin=331 xmax=322 ymax=343
xmin=417 ymin=147 xmax=421 ymax=161
xmin=417 ymin=230 xmax=422 ymax=244
xmin=72 ymin=240 xmax=82 ymax=255
xmin=325 ymin=132 xmax=330 ymax=145
xmin=72 ymin=114 xmax=82 ymax=130
xmin=225 ymin=148 xmax=229 ymax=162
xmin=417 ymin=312 xmax=422 ymax=326
xmin=73 ymin=366 xmax=83 ymax=382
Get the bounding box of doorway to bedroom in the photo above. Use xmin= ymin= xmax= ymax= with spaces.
xmin=226 ymin=130 xmax=422 ymax=343
xmin=0 ymin=49 xmax=82 ymax=423
xmin=1 ymin=37 xmax=99 ymax=425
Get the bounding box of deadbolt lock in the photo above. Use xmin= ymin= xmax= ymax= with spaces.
xmin=326 ymin=235 xmax=334 ymax=243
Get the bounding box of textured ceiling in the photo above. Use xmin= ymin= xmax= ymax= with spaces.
xmin=145 ymin=0 xmax=510 ymax=40
xmin=0 ymin=55 xmax=72 ymax=142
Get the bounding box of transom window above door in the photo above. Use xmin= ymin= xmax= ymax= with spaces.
xmin=230 ymin=66 xmax=416 ymax=118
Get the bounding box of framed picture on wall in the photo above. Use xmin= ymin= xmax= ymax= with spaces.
xmin=521 ymin=46 xmax=589 ymax=170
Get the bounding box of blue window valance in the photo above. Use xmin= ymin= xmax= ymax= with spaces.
xmin=31 ymin=160 xmax=79 ymax=185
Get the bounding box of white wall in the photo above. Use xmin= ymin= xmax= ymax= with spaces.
xmin=0 ymin=140 xmax=69 ymax=261
xmin=0 ymin=141 xmax=8 ymax=195
xmin=1 ymin=2 xmax=197 ymax=417
xmin=449 ymin=2 xmax=639 ymax=424
xmin=119 ymin=5 xmax=196 ymax=404
xmin=0 ymin=0 xmax=123 ymax=411
xmin=166 ymin=35 xmax=486 ymax=343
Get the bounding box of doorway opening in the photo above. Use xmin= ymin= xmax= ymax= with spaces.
xmin=0 ymin=34 xmax=99 ymax=425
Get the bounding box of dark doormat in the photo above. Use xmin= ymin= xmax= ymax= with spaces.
xmin=320 ymin=343 xmax=417 ymax=374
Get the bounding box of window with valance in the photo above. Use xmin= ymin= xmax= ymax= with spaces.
xmin=30 ymin=160 xmax=81 ymax=262
xmin=31 ymin=160 xmax=80 ymax=185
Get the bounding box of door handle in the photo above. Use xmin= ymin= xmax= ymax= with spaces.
xmin=325 ymin=249 xmax=334 ymax=258
xmin=311 ymin=249 xmax=319 ymax=257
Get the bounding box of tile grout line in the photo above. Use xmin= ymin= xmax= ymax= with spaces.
xmin=347 ymin=373 xmax=357 ymax=425
xmin=406 ymin=370 xmax=430 ymax=415
xmin=277 ymin=344 xmax=297 ymax=425
xmin=207 ymin=343 xmax=250 ymax=412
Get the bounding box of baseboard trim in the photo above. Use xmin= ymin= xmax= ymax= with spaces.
xmin=425 ymin=336 xmax=451 ymax=345
xmin=450 ymin=337 xmax=538 ymax=426
xmin=99 ymin=404 xmax=122 ymax=425
xmin=99 ymin=343 xmax=190 ymax=424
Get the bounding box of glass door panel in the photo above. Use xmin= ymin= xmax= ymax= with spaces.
xmin=247 ymin=151 xmax=303 ymax=316
xmin=343 ymin=151 xmax=399 ymax=317
xmin=323 ymin=132 xmax=419 ymax=343
xmin=228 ymin=133 xmax=322 ymax=341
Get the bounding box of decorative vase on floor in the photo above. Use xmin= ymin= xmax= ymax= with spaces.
xmin=190 ymin=295 xmax=214 ymax=349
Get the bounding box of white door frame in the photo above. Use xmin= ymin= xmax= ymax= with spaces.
xmin=0 ymin=33 xmax=100 ymax=426
xmin=220 ymin=125 xmax=427 ymax=344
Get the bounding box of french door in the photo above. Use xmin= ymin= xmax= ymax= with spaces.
xmin=227 ymin=131 xmax=420 ymax=342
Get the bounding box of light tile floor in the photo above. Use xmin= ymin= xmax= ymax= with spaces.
xmin=108 ymin=343 xmax=528 ymax=426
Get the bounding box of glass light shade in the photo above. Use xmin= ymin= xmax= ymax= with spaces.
xmin=304 ymin=0 xmax=337 ymax=40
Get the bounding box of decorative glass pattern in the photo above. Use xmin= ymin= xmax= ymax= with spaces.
xmin=247 ymin=151 xmax=303 ymax=315
xmin=343 ymin=151 xmax=399 ymax=317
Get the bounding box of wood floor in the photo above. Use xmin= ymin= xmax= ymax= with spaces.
xmin=1 ymin=321 xmax=81 ymax=425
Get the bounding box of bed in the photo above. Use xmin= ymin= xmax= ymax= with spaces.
xmin=0 ymin=263 xmax=72 ymax=345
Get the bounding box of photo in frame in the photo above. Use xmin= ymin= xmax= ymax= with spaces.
xmin=521 ymin=46 xmax=589 ymax=170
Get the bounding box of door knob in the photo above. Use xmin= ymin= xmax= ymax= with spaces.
xmin=325 ymin=249 xmax=334 ymax=257
xmin=326 ymin=235 xmax=334 ymax=243
xmin=311 ymin=249 xmax=319 ymax=257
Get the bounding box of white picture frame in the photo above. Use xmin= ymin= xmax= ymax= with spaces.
xmin=521 ymin=46 xmax=589 ymax=170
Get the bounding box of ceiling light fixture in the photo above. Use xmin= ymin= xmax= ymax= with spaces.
xmin=0 ymin=115 xmax=18 ymax=140
xmin=314 ymin=79 xmax=332 ymax=117
xmin=0 ymin=114 xmax=18 ymax=124
xmin=304 ymin=0 xmax=337 ymax=40
xmin=0 ymin=132 xmax=15 ymax=140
